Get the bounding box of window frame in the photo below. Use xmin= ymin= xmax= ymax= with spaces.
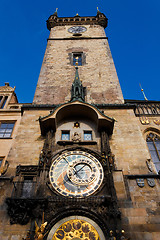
xmin=0 ymin=95 xmax=8 ymax=109
xmin=61 ymin=130 xmax=70 ymax=141
xmin=0 ymin=121 xmax=15 ymax=139
xmin=146 ymin=132 xmax=160 ymax=174
xmin=84 ymin=130 xmax=92 ymax=141
xmin=69 ymin=52 xmax=86 ymax=66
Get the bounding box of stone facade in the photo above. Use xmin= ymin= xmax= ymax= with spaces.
xmin=0 ymin=10 xmax=160 ymax=240
xmin=33 ymin=24 xmax=124 ymax=105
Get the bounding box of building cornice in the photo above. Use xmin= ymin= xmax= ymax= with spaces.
xmin=47 ymin=12 xmax=108 ymax=30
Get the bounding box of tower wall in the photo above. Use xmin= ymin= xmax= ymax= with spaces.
xmin=33 ymin=25 xmax=124 ymax=104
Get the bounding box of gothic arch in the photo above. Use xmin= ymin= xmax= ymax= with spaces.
xmin=144 ymin=127 xmax=160 ymax=136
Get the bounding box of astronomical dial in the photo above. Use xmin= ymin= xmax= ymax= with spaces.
xmin=49 ymin=150 xmax=104 ymax=198
xmin=68 ymin=26 xmax=87 ymax=34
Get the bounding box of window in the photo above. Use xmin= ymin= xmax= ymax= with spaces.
xmin=0 ymin=122 xmax=15 ymax=138
xmin=0 ymin=157 xmax=4 ymax=167
xmin=61 ymin=131 xmax=70 ymax=140
xmin=73 ymin=53 xmax=82 ymax=66
xmin=146 ymin=133 xmax=160 ymax=173
xmin=21 ymin=176 xmax=34 ymax=198
xmin=1 ymin=96 xmax=8 ymax=109
xmin=84 ymin=131 xmax=92 ymax=141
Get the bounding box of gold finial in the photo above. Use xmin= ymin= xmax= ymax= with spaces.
xmin=56 ymin=8 xmax=58 ymax=12
xmin=76 ymin=13 xmax=79 ymax=16
xmin=75 ymin=57 xmax=79 ymax=66
xmin=97 ymin=7 xmax=99 ymax=11
xmin=139 ymin=83 xmax=148 ymax=101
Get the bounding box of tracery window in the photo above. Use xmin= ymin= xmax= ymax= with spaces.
xmin=146 ymin=133 xmax=160 ymax=173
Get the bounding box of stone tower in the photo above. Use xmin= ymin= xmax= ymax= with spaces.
xmin=1 ymin=9 xmax=160 ymax=240
xmin=33 ymin=10 xmax=124 ymax=105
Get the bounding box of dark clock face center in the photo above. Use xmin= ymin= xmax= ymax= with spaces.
xmin=74 ymin=163 xmax=91 ymax=180
xmin=68 ymin=26 xmax=87 ymax=33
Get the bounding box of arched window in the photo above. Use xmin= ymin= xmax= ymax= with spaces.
xmin=146 ymin=133 xmax=160 ymax=173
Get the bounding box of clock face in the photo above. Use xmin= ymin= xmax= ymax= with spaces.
xmin=49 ymin=150 xmax=104 ymax=198
xmin=68 ymin=26 xmax=87 ymax=34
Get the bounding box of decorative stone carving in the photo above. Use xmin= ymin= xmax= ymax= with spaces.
xmin=146 ymin=159 xmax=153 ymax=172
xmin=147 ymin=178 xmax=155 ymax=187
xmin=6 ymin=198 xmax=47 ymax=225
xmin=71 ymin=132 xmax=81 ymax=142
xmin=0 ymin=160 xmax=9 ymax=176
xmin=39 ymin=130 xmax=54 ymax=167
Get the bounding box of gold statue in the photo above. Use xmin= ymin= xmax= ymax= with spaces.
xmin=34 ymin=213 xmax=47 ymax=240
xmin=110 ymin=230 xmax=116 ymax=240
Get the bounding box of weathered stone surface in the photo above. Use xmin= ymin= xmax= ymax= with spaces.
xmin=33 ymin=25 xmax=124 ymax=105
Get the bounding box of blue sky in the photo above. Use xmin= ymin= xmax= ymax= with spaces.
xmin=0 ymin=0 xmax=160 ymax=103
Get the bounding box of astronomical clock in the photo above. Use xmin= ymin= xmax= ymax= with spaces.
xmin=49 ymin=150 xmax=104 ymax=198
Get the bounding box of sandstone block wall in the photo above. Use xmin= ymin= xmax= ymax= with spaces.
xmin=33 ymin=25 xmax=124 ymax=105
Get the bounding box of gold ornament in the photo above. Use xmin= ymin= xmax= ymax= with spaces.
xmin=34 ymin=213 xmax=47 ymax=240
xmin=153 ymin=119 xmax=160 ymax=125
xmin=52 ymin=219 xmax=100 ymax=240
xmin=140 ymin=117 xmax=149 ymax=125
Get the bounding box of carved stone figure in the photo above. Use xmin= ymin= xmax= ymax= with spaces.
xmin=72 ymin=132 xmax=81 ymax=142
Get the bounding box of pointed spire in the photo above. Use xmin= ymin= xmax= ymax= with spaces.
xmin=71 ymin=60 xmax=85 ymax=102
xmin=97 ymin=7 xmax=101 ymax=14
xmin=139 ymin=83 xmax=148 ymax=101
xmin=53 ymin=8 xmax=58 ymax=16
xmin=97 ymin=7 xmax=102 ymax=16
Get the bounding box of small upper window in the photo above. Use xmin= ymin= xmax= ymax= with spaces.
xmin=73 ymin=53 xmax=82 ymax=66
xmin=61 ymin=131 xmax=70 ymax=141
xmin=0 ymin=96 xmax=8 ymax=109
xmin=0 ymin=122 xmax=15 ymax=138
xmin=84 ymin=131 xmax=92 ymax=141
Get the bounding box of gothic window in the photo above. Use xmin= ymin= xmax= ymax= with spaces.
xmin=84 ymin=131 xmax=92 ymax=141
xmin=146 ymin=133 xmax=160 ymax=173
xmin=61 ymin=130 xmax=70 ymax=140
xmin=0 ymin=122 xmax=15 ymax=138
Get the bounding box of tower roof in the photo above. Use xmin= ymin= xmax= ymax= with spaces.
xmin=47 ymin=11 xmax=108 ymax=30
